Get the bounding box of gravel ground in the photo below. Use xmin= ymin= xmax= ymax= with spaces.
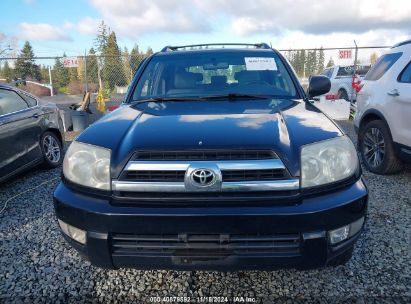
xmin=0 ymin=121 xmax=410 ymax=303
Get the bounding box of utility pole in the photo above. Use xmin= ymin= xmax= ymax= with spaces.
xmin=48 ymin=65 xmax=53 ymax=96
xmin=84 ymin=49 xmax=88 ymax=93
xmin=350 ymin=40 xmax=359 ymax=119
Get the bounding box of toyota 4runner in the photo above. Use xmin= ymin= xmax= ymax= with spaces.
xmin=53 ymin=43 xmax=368 ymax=270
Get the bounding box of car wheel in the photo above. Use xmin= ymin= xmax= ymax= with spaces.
xmin=327 ymin=247 xmax=353 ymax=267
xmin=358 ymin=120 xmax=403 ymax=174
xmin=337 ymin=89 xmax=349 ymax=101
xmin=41 ymin=131 xmax=63 ymax=168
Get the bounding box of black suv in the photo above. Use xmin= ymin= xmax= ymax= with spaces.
xmin=53 ymin=43 xmax=368 ymax=270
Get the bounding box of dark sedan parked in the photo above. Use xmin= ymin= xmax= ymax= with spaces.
xmin=0 ymin=84 xmax=64 ymax=183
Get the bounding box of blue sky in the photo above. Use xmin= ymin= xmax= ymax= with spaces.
xmin=1 ymin=0 xmax=410 ymax=60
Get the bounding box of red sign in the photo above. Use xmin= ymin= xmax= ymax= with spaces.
xmin=63 ymin=57 xmax=79 ymax=68
xmin=339 ymin=50 xmax=352 ymax=59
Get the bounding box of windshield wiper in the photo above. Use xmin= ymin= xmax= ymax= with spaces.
xmin=132 ymin=96 xmax=201 ymax=104
xmin=132 ymin=93 xmax=273 ymax=104
xmin=198 ymin=93 xmax=273 ymax=100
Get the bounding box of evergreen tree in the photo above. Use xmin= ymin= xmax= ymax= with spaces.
xmin=94 ymin=21 xmax=109 ymax=54
xmin=122 ymin=46 xmax=132 ymax=84
xmin=103 ymin=31 xmax=127 ymax=89
xmin=146 ymin=46 xmax=154 ymax=56
xmin=317 ymin=47 xmax=325 ymax=73
xmin=87 ymin=48 xmax=98 ymax=83
xmin=306 ymin=50 xmax=317 ymax=76
xmin=69 ymin=66 xmax=78 ymax=82
xmin=130 ymin=44 xmax=144 ymax=74
xmin=2 ymin=61 xmax=12 ymax=81
xmin=15 ymin=41 xmax=41 ymax=80
xmin=297 ymin=50 xmax=306 ymax=77
xmin=52 ymin=55 xmax=69 ymax=89
xmin=40 ymin=65 xmax=49 ymax=82
xmin=94 ymin=21 xmax=110 ymax=90
xmin=326 ymin=57 xmax=335 ymax=68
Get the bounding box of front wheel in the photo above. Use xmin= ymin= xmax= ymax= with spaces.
xmin=41 ymin=131 xmax=63 ymax=168
xmin=358 ymin=120 xmax=403 ymax=174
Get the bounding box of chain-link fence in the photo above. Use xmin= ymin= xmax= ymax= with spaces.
xmin=0 ymin=54 xmax=148 ymax=103
xmin=0 ymin=45 xmax=391 ymax=106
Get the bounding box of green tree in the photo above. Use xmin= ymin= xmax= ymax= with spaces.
xmin=103 ymin=31 xmax=127 ymax=89
xmin=146 ymin=46 xmax=154 ymax=56
xmin=86 ymin=47 xmax=98 ymax=83
xmin=122 ymin=47 xmax=132 ymax=84
xmin=129 ymin=44 xmax=144 ymax=75
xmin=1 ymin=61 xmax=12 ymax=81
xmin=94 ymin=21 xmax=110 ymax=90
xmin=40 ymin=65 xmax=49 ymax=83
xmin=317 ymin=47 xmax=325 ymax=73
xmin=15 ymin=41 xmax=41 ymax=80
xmin=326 ymin=57 xmax=335 ymax=68
xmin=52 ymin=55 xmax=69 ymax=89
xmin=296 ymin=50 xmax=306 ymax=77
xmin=306 ymin=50 xmax=317 ymax=76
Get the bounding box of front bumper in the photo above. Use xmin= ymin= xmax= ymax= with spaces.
xmin=53 ymin=178 xmax=368 ymax=270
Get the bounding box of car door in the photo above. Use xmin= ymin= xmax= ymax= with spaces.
xmin=0 ymin=88 xmax=43 ymax=180
xmin=387 ymin=60 xmax=411 ymax=147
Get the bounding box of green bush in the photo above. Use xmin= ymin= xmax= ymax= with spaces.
xmin=58 ymin=86 xmax=69 ymax=94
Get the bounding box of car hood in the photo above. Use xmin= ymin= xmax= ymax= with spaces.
xmin=77 ymin=99 xmax=342 ymax=177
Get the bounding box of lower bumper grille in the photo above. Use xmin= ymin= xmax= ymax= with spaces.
xmin=111 ymin=233 xmax=301 ymax=257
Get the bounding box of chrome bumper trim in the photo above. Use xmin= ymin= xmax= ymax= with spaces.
xmin=124 ymin=159 xmax=286 ymax=171
xmin=112 ymin=179 xmax=300 ymax=192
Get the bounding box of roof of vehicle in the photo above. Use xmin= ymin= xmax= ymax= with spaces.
xmin=155 ymin=43 xmax=275 ymax=56
xmin=392 ymin=39 xmax=411 ymax=49
xmin=0 ymin=83 xmax=16 ymax=90
xmin=161 ymin=43 xmax=270 ymax=52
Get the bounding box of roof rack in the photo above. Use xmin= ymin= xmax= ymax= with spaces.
xmin=161 ymin=43 xmax=271 ymax=52
xmin=392 ymin=39 xmax=411 ymax=48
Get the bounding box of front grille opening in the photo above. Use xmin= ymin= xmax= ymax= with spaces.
xmin=111 ymin=233 xmax=301 ymax=257
xmin=222 ymin=169 xmax=287 ymax=182
xmin=133 ymin=150 xmax=277 ymax=161
xmin=122 ymin=170 xmax=185 ymax=182
xmin=121 ymin=169 xmax=288 ymax=183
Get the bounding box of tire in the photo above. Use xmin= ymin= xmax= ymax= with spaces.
xmin=337 ymin=89 xmax=349 ymax=101
xmin=358 ymin=120 xmax=403 ymax=174
xmin=40 ymin=131 xmax=63 ymax=168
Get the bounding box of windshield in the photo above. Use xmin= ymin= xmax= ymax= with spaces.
xmin=131 ymin=51 xmax=298 ymax=101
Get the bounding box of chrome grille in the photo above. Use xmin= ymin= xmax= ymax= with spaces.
xmin=114 ymin=150 xmax=299 ymax=193
xmin=111 ymin=233 xmax=301 ymax=257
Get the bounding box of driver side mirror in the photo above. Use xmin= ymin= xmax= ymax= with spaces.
xmin=307 ymin=75 xmax=331 ymax=99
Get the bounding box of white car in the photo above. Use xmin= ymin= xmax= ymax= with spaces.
xmin=320 ymin=65 xmax=371 ymax=101
xmin=354 ymin=40 xmax=411 ymax=174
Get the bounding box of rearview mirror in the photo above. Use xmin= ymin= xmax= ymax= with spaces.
xmin=203 ymin=62 xmax=229 ymax=70
xmin=307 ymin=75 xmax=331 ymax=99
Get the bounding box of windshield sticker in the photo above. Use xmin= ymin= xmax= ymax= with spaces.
xmin=245 ymin=57 xmax=277 ymax=71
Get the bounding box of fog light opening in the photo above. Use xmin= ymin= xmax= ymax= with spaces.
xmin=58 ymin=219 xmax=87 ymax=245
xmin=329 ymin=217 xmax=365 ymax=245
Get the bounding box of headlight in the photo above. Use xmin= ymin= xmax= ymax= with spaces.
xmin=63 ymin=141 xmax=111 ymax=190
xmin=301 ymin=136 xmax=358 ymax=188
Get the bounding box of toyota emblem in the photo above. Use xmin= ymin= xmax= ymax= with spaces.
xmin=191 ymin=169 xmax=215 ymax=186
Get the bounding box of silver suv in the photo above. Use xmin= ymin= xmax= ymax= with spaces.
xmin=354 ymin=40 xmax=411 ymax=174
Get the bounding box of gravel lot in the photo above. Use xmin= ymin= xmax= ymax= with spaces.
xmin=1 ymin=121 xmax=410 ymax=303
